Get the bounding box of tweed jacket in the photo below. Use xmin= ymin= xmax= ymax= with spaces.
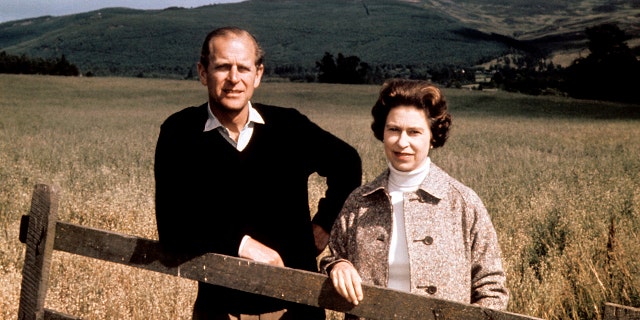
xmin=321 ymin=163 xmax=508 ymax=318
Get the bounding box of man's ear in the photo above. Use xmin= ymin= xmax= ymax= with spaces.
xmin=254 ymin=64 xmax=264 ymax=88
xmin=197 ymin=62 xmax=208 ymax=85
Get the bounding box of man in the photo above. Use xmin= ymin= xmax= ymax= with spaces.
xmin=154 ymin=27 xmax=362 ymax=319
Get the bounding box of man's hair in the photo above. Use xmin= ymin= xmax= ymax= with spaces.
xmin=199 ymin=26 xmax=265 ymax=69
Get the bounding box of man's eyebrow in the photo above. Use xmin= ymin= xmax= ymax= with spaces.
xmin=212 ymin=60 xmax=252 ymax=68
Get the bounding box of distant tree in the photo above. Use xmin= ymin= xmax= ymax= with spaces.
xmin=185 ymin=67 xmax=194 ymax=80
xmin=0 ymin=51 xmax=79 ymax=76
xmin=315 ymin=52 xmax=373 ymax=84
xmin=430 ymin=66 xmax=474 ymax=88
xmin=335 ymin=53 xmax=363 ymax=84
xmin=52 ymin=55 xmax=80 ymax=76
xmin=491 ymin=60 xmax=564 ymax=96
xmin=316 ymin=52 xmax=338 ymax=83
xmin=563 ymin=23 xmax=640 ymax=103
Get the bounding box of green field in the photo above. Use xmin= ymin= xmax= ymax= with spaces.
xmin=1 ymin=74 xmax=639 ymax=319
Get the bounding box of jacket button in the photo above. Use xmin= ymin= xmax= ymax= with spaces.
xmin=414 ymin=236 xmax=433 ymax=245
xmin=426 ymin=286 xmax=437 ymax=294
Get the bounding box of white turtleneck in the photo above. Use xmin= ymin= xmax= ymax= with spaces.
xmin=387 ymin=157 xmax=430 ymax=292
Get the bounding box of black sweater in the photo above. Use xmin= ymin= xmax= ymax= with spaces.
xmin=154 ymin=102 xmax=362 ymax=313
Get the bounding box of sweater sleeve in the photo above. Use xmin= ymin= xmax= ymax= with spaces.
xmin=297 ymin=111 xmax=362 ymax=233
xmin=319 ymin=191 xmax=359 ymax=274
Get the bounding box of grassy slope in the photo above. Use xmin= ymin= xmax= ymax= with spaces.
xmin=2 ymin=0 xmax=637 ymax=78
xmin=2 ymin=0 xmax=638 ymax=78
xmin=424 ymin=0 xmax=640 ymax=39
xmin=0 ymin=0 xmax=535 ymax=77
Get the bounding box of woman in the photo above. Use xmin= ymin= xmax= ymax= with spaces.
xmin=320 ymin=79 xmax=509 ymax=317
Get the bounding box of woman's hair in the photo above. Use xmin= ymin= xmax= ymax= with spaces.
xmin=371 ymin=78 xmax=452 ymax=148
xmin=199 ymin=26 xmax=265 ymax=69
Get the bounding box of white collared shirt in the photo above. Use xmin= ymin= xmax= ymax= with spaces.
xmin=203 ymin=101 xmax=265 ymax=151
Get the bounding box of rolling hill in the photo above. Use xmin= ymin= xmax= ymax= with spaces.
xmin=0 ymin=0 xmax=638 ymax=78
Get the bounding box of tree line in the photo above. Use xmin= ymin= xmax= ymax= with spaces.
xmin=1 ymin=23 xmax=637 ymax=104
xmin=489 ymin=23 xmax=639 ymax=104
xmin=0 ymin=52 xmax=80 ymax=76
xmin=313 ymin=23 xmax=639 ymax=104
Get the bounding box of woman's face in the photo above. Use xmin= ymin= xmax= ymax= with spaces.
xmin=383 ymin=105 xmax=432 ymax=172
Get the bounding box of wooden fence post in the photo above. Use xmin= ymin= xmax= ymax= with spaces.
xmin=18 ymin=184 xmax=59 ymax=320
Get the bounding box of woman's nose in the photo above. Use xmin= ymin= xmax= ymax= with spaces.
xmin=397 ymin=132 xmax=410 ymax=147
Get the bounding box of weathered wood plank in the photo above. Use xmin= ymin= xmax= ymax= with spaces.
xmin=52 ymin=221 xmax=542 ymax=320
xmin=605 ymin=302 xmax=640 ymax=320
xmin=43 ymin=309 xmax=82 ymax=320
xmin=18 ymin=184 xmax=60 ymax=320
xmin=19 ymin=183 xmax=542 ymax=320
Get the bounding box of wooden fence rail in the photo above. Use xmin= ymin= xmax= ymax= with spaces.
xmin=604 ymin=303 xmax=640 ymax=320
xmin=19 ymin=182 xmax=630 ymax=320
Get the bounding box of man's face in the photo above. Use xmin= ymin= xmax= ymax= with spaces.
xmin=198 ymin=34 xmax=264 ymax=113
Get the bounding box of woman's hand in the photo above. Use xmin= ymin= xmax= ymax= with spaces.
xmin=330 ymin=261 xmax=364 ymax=305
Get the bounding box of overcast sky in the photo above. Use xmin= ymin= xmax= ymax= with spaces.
xmin=0 ymin=0 xmax=245 ymax=23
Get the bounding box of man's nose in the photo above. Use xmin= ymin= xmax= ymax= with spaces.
xmin=227 ymin=66 xmax=240 ymax=82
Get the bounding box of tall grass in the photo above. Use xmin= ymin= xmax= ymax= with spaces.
xmin=1 ymin=74 xmax=639 ymax=319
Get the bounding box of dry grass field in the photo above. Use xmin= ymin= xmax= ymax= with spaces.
xmin=1 ymin=74 xmax=639 ymax=319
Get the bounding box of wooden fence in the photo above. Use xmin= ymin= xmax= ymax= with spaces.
xmin=15 ymin=183 xmax=637 ymax=320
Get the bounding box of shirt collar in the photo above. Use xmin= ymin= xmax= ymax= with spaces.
xmin=203 ymin=101 xmax=265 ymax=132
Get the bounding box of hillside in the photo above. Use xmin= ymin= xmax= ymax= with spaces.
xmin=0 ymin=0 xmax=638 ymax=78
xmin=424 ymin=0 xmax=640 ymax=66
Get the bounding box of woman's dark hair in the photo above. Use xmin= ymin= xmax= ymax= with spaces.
xmin=199 ymin=26 xmax=265 ymax=69
xmin=371 ymin=78 xmax=451 ymax=148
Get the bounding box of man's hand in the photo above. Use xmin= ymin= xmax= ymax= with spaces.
xmin=238 ymin=237 xmax=284 ymax=267
xmin=312 ymin=223 xmax=329 ymax=255
xmin=330 ymin=261 xmax=364 ymax=305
